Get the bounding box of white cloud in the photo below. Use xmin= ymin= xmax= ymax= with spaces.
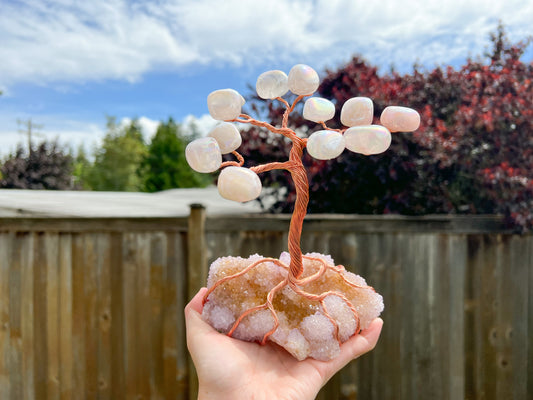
xmin=181 ymin=114 xmax=218 ymax=137
xmin=0 ymin=115 xmax=105 ymax=158
xmin=119 ymin=116 xmax=160 ymax=141
xmin=0 ymin=0 xmax=531 ymax=88
xmin=0 ymin=113 xmax=219 ymax=158
xmin=0 ymin=113 xmax=164 ymax=157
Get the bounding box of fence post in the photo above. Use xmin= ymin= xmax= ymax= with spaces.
xmin=187 ymin=203 xmax=207 ymax=300
xmin=187 ymin=203 xmax=207 ymax=400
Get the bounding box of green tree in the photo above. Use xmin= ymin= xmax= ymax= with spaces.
xmin=84 ymin=118 xmax=148 ymax=191
xmin=141 ymin=118 xmax=210 ymax=192
xmin=71 ymin=144 xmax=92 ymax=189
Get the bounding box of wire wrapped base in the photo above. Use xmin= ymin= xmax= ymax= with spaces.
xmin=202 ymin=252 xmax=384 ymax=361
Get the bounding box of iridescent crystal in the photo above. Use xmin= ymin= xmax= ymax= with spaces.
xmin=303 ymin=97 xmax=335 ymax=123
xmin=207 ymin=89 xmax=245 ymax=121
xmin=217 ymin=166 xmax=262 ymax=203
xmin=380 ymin=106 xmax=420 ymax=132
xmin=208 ymin=123 xmax=242 ymax=154
xmin=306 ymin=130 xmax=345 ymax=160
xmin=185 ymin=137 xmax=222 ymax=173
xmin=340 ymin=97 xmax=374 ymax=127
xmin=256 ymin=70 xmax=289 ymax=99
xmin=202 ymin=252 xmax=384 ymax=361
xmin=344 ymin=125 xmax=392 ymax=155
xmin=288 ymin=64 xmax=319 ymax=96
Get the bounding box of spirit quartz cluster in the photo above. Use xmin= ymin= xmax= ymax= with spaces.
xmin=185 ymin=64 xmax=419 ymax=361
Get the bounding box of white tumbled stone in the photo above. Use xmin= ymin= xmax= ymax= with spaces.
xmin=207 ymin=89 xmax=244 ymax=121
xmin=217 ymin=166 xmax=262 ymax=203
xmin=185 ymin=137 xmax=222 ymax=173
xmin=208 ymin=123 xmax=242 ymax=154
xmin=288 ymin=64 xmax=319 ymax=96
xmin=380 ymin=106 xmax=420 ymax=132
xmin=341 ymin=97 xmax=374 ymax=127
xmin=306 ymin=130 xmax=345 ymax=160
xmin=344 ymin=125 xmax=392 ymax=155
xmin=256 ymin=70 xmax=289 ymax=99
xmin=303 ymin=97 xmax=335 ymax=122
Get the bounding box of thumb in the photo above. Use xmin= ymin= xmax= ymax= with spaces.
xmin=185 ymin=288 xmax=217 ymax=345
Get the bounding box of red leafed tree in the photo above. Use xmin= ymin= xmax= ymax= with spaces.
xmin=240 ymin=24 xmax=533 ymax=231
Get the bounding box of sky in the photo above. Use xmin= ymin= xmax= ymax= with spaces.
xmin=0 ymin=0 xmax=532 ymax=157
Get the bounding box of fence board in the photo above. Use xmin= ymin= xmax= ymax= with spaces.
xmin=0 ymin=233 xmax=11 ymax=400
xmin=516 ymin=236 xmax=533 ymax=397
xmin=96 ymin=233 xmax=112 ymax=400
xmin=123 ymin=232 xmax=139 ymax=400
xmin=45 ymin=233 xmax=60 ymax=400
xmin=164 ymin=232 xmax=187 ymax=400
xmin=58 ymin=234 xmax=73 ymax=400
xmin=33 ymin=233 xmax=47 ymax=400
xmin=21 ymin=233 xmax=35 ymax=400
xmin=84 ymin=234 xmax=99 ymax=399
xmin=509 ymin=235 xmax=528 ymax=399
xmin=71 ymin=234 xmax=86 ymax=399
xmin=109 ymin=232 xmax=125 ymax=400
xmin=447 ymin=235 xmax=466 ymax=400
xmin=149 ymin=232 xmax=166 ymax=400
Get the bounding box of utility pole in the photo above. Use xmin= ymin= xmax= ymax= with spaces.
xmin=17 ymin=118 xmax=43 ymax=155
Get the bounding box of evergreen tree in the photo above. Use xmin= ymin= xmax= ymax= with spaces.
xmin=71 ymin=144 xmax=92 ymax=189
xmin=141 ymin=118 xmax=210 ymax=192
xmin=84 ymin=118 xmax=148 ymax=191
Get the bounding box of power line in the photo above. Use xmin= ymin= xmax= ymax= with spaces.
xmin=17 ymin=118 xmax=44 ymax=154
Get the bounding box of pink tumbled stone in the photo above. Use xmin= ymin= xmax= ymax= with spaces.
xmin=207 ymin=89 xmax=245 ymax=121
xmin=303 ymin=97 xmax=335 ymax=123
xmin=340 ymin=97 xmax=373 ymax=127
xmin=185 ymin=137 xmax=222 ymax=173
xmin=208 ymin=123 xmax=242 ymax=154
xmin=217 ymin=166 xmax=262 ymax=203
xmin=344 ymin=125 xmax=392 ymax=155
xmin=380 ymin=106 xmax=420 ymax=132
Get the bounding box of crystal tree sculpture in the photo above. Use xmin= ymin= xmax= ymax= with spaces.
xmin=185 ymin=64 xmax=420 ymax=361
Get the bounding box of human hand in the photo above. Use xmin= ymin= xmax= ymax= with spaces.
xmin=185 ymin=287 xmax=383 ymax=400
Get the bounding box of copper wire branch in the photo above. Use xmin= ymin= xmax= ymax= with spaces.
xmin=233 ymin=96 xmax=309 ymax=280
xmin=220 ymin=150 xmax=245 ymax=168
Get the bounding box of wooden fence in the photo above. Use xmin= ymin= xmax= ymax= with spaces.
xmin=0 ymin=209 xmax=531 ymax=399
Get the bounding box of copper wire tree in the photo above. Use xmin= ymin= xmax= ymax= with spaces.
xmin=185 ymin=64 xmax=420 ymax=347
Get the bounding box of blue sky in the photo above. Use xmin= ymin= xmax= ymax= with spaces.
xmin=1 ymin=0 xmax=532 ymax=156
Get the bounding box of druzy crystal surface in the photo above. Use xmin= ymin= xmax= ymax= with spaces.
xmin=202 ymin=252 xmax=384 ymax=361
